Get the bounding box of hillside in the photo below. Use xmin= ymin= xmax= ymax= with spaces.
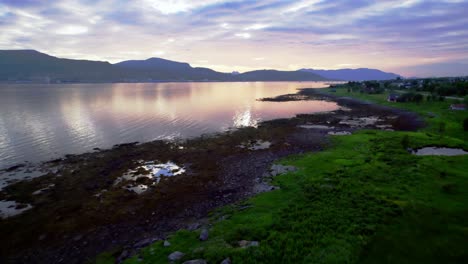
xmin=236 ymin=70 xmax=327 ymax=81
xmin=1 ymin=50 xmax=397 ymax=83
xmin=300 ymin=68 xmax=400 ymax=81
xmin=0 ymin=50 xmax=120 ymax=82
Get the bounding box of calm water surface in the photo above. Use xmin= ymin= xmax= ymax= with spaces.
xmin=0 ymin=82 xmax=338 ymax=168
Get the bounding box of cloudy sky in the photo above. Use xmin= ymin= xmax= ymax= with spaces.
xmin=1 ymin=0 xmax=467 ymax=77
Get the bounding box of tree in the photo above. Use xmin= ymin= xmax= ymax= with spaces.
xmin=414 ymin=94 xmax=423 ymax=103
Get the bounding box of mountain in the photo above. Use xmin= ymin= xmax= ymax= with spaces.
xmin=0 ymin=50 xmax=120 ymax=82
xmin=1 ymin=50 xmax=396 ymax=83
xmin=116 ymin=57 xmax=192 ymax=71
xmin=115 ymin=57 xmax=231 ymax=81
xmin=299 ymin=68 xmax=400 ymax=81
xmin=236 ymin=70 xmax=327 ymax=81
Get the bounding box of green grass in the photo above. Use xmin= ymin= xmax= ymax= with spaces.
xmin=323 ymin=87 xmax=467 ymax=140
xmin=97 ymin=130 xmax=468 ymax=263
xmin=98 ymin=87 xmax=468 ymax=264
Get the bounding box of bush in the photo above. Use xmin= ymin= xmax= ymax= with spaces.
xmin=397 ymin=93 xmax=423 ymax=103
xmin=464 ymin=118 xmax=468 ymax=131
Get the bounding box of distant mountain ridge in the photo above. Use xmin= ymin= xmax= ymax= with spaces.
xmin=0 ymin=50 xmax=397 ymax=83
xmin=300 ymin=68 xmax=400 ymax=81
xmin=0 ymin=50 xmax=118 ymax=82
xmin=116 ymin=57 xmax=192 ymax=71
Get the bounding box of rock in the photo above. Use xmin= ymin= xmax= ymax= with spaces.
xmin=183 ymin=260 xmax=207 ymax=264
xmin=168 ymin=251 xmax=185 ymax=261
xmin=117 ymin=250 xmax=129 ymax=263
xmin=239 ymin=240 xmax=259 ymax=248
xmin=220 ymin=258 xmax=231 ymax=264
xmin=238 ymin=240 xmax=249 ymax=247
xmin=73 ymin=234 xmax=83 ymax=241
xmin=199 ymin=228 xmax=209 ymax=241
xmin=163 ymin=240 xmax=171 ymax=247
xmin=270 ymin=164 xmax=296 ymax=176
xmin=187 ymin=223 xmax=201 ymax=231
xmin=134 ymin=238 xmax=153 ymax=248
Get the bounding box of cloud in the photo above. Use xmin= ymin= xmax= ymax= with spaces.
xmin=235 ymin=32 xmax=251 ymax=39
xmin=55 ymin=25 xmax=88 ymax=35
xmin=0 ymin=0 xmax=467 ymax=76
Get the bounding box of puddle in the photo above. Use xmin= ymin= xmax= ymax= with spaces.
xmin=32 ymin=184 xmax=55 ymax=195
xmin=412 ymin=147 xmax=468 ymax=156
xmin=240 ymin=140 xmax=271 ymax=150
xmin=126 ymin=184 xmax=149 ymax=194
xmin=0 ymin=200 xmax=33 ymax=219
xmin=376 ymin=124 xmax=393 ymax=129
xmin=93 ymin=189 xmax=108 ymax=198
xmin=328 ymin=131 xmax=352 ymax=136
xmin=114 ymin=161 xmax=185 ymax=194
xmin=339 ymin=107 xmax=352 ymax=112
xmin=339 ymin=116 xmax=382 ymax=128
xmin=299 ymin=125 xmax=334 ymax=130
xmin=1 ymin=164 xmax=60 ymax=191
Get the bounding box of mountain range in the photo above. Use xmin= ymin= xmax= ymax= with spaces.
xmin=299 ymin=68 xmax=400 ymax=81
xmin=0 ymin=50 xmax=400 ymax=83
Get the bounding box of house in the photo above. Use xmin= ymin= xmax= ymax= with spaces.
xmin=450 ymin=104 xmax=466 ymax=110
xmin=387 ymin=94 xmax=400 ymax=102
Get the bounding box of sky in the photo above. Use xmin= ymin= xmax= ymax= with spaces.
xmin=0 ymin=0 xmax=467 ymax=77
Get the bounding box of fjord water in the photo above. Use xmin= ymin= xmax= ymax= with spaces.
xmin=0 ymin=82 xmax=337 ymax=168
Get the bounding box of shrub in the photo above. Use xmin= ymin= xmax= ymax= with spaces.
xmin=397 ymin=93 xmax=423 ymax=103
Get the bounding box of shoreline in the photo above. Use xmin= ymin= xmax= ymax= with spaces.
xmin=0 ymin=80 xmax=343 ymax=86
xmin=0 ymin=89 xmax=424 ymax=263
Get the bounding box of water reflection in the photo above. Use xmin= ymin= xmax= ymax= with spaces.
xmin=0 ymin=82 xmax=338 ymax=167
xmin=233 ymin=106 xmax=259 ymax=128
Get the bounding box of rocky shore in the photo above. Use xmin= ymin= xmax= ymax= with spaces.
xmin=0 ymin=88 xmax=423 ymax=264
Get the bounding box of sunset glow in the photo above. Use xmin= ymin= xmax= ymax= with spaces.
xmin=1 ymin=1 xmax=467 ymax=76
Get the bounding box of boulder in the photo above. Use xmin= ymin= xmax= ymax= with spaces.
xmin=134 ymin=238 xmax=153 ymax=248
xmin=270 ymin=164 xmax=296 ymax=176
xmin=220 ymin=258 xmax=231 ymax=264
xmin=168 ymin=251 xmax=185 ymax=261
xmin=182 ymin=260 xmax=207 ymax=264
xmin=239 ymin=240 xmax=259 ymax=248
xmin=199 ymin=228 xmax=209 ymax=241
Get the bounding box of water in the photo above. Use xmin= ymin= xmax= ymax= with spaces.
xmin=0 ymin=82 xmax=337 ymax=168
xmin=412 ymin=147 xmax=468 ymax=156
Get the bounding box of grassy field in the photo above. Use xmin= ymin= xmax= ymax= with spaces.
xmin=97 ymin=86 xmax=468 ymax=264
xmin=322 ymin=87 xmax=467 ymax=140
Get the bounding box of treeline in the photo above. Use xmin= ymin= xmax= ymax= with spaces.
xmin=346 ymin=78 xmax=468 ymax=97
xmin=396 ymin=92 xmax=424 ymax=103
xmin=419 ymin=79 xmax=468 ymax=97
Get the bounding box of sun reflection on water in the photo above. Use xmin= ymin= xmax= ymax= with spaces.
xmin=233 ymin=106 xmax=259 ymax=128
